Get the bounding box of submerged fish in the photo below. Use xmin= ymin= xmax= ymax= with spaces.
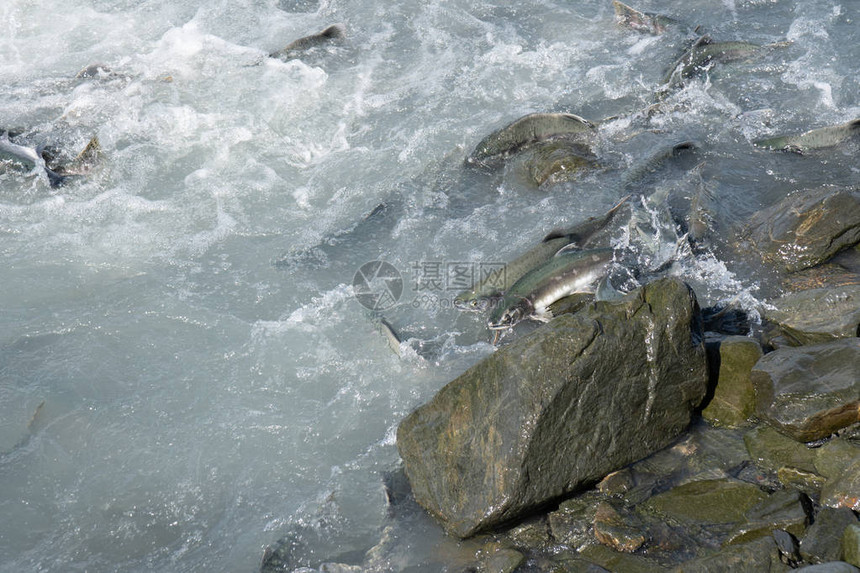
xmin=51 ymin=136 xmax=101 ymax=177
xmin=269 ymin=24 xmax=346 ymax=60
xmin=753 ymin=118 xmax=860 ymax=154
xmin=613 ymin=0 xmax=676 ymax=35
xmin=487 ymin=248 xmax=614 ymax=330
xmin=374 ymin=317 xmax=402 ymax=357
xmin=454 ymin=196 xmax=629 ymax=311
xmin=542 ymin=193 xmax=631 ymax=249
xmin=619 ymin=140 xmax=697 ymax=190
xmin=0 ymin=131 xmax=66 ymax=188
xmin=685 ymin=163 xmax=715 ymax=246
xmin=466 ymin=112 xmax=596 ymax=167
xmin=75 ymin=63 xmax=116 ymax=80
xmin=525 ymin=140 xmax=598 ymax=186
xmin=661 ymin=36 xmax=764 ymax=89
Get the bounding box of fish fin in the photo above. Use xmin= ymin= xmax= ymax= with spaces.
xmin=76 ymin=136 xmax=101 ymax=163
xmin=45 ymin=168 xmax=67 ymax=188
xmin=553 ymin=243 xmax=580 ymax=257
xmin=542 ymin=228 xmax=567 ymax=242
xmin=320 ymin=24 xmax=346 ymax=39
xmin=671 ymin=140 xmax=698 ymax=155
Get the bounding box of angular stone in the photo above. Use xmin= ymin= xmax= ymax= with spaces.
xmin=800 ymin=507 xmax=859 ymax=563
xmin=593 ymin=501 xmax=647 ymax=553
xmin=843 ymin=525 xmax=860 ymax=568
xmin=773 ymin=529 xmax=802 ymax=567
xmin=396 ymin=278 xmax=708 ymax=537
xmin=751 ymin=339 xmax=860 ymax=442
xmin=548 ymin=493 xmax=602 ymax=548
xmin=504 ymin=516 xmax=552 ymax=551
xmin=579 ymin=543 xmax=670 ymax=573
xmin=815 ymin=439 xmax=860 ymax=479
xmin=724 ymin=488 xmax=811 ymax=545
xmin=782 ymin=264 xmax=860 ymax=293
xmin=702 ymin=336 xmax=762 ymax=427
xmin=744 ymin=425 xmax=818 ymax=474
xmin=547 ymin=550 xmax=612 ymax=572
xmin=736 ymin=186 xmax=860 ymax=272
xmin=476 ymin=541 xmax=524 ymax=573
xmin=765 ymin=286 xmax=860 ymax=346
xmin=821 ymin=457 xmax=860 ymax=511
xmin=671 ymin=535 xmax=789 ymax=572
xmin=640 ymin=478 xmax=769 ymax=527
xmin=777 ymin=467 xmax=827 ymax=498
xmin=597 ymin=468 xmax=635 ymax=497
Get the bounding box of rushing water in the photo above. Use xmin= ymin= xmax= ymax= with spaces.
xmin=1 ymin=0 xmax=859 ymax=571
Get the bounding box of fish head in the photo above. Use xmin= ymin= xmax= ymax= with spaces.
xmin=487 ymin=298 xmax=529 ymax=330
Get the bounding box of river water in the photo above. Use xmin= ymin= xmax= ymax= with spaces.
xmin=1 ymin=0 xmax=858 ymax=571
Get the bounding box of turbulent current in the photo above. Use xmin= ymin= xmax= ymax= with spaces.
xmin=1 ymin=0 xmax=858 ymax=571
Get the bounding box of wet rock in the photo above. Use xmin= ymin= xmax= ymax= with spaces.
xmin=751 ymin=339 xmax=860 ymax=442
xmin=671 ymin=535 xmax=789 ymax=572
xmin=764 ymin=285 xmax=860 ymax=346
xmin=620 ymin=421 xmax=751 ymax=506
xmin=548 ymin=493 xmax=602 ymax=548
xmin=773 ymin=529 xmax=802 ymax=567
xmin=504 ymin=516 xmax=552 ymax=551
xmin=736 ymin=186 xmax=860 ymax=272
xmin=597 ymin=469 xmax=635 ymax=497
xmin=475 ymin=540 xmax=524 ymax=573
xmin=782 ymin=264 xmax=860 ymax=292
xmin=795 ymin=563 xmax=860 ymax=573
xmin=744 ymin=425 xmax=818 ymax=475
xmin=579 ymin=543 xmax=670 ymax=572
xmin=777 ymin=467 xmax=828 ymax=499
xmin=639 ymin=478 xmax=769 ymax=529
xmin=702 ymin=336 xmax=762 ymax=428
xmin=799 ymin=507 xmax=859 ymax=563
xmin=843 ymin=524 xmax=860 ymax=568
xmin=821 ymin=457 xmax=860 ymax=511
xmin=396 ymin=278 xmax=708 ymax=537
xmin=815 ymin=439 xmax=860 ymax=479
xmin=724 ymin=488 xmax=811 ymax=545
xmin=546 ymin=550 xmax=612 ymax=572
xmin=593 ymin=501 xmax=647 ymax=553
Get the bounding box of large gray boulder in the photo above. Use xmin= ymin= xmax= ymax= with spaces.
xmin=735 ymin=186 xmax=860 ymax=272
xmin=765 ymin=285 xmax=860 ymax=346
xmin=751 ymin=339 xmax=860 ymax=443
xmin=396 ymin=278 xmax=708 ymax=537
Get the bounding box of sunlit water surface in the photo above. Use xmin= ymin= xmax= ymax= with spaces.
xmin=1 ymin=0 xmax=858 ymax=571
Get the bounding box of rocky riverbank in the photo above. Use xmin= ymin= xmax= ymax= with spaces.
xmin=261 ymin=184 xmax=859 ymax=572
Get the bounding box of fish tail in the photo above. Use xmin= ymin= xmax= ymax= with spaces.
xmin=45 ymin=167 xmax=67 ymax=188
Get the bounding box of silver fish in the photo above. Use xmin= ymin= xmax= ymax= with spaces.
xmin=685 ymin=163 xmax=714 ymax=245
xmin=0 ymin=131 xmax=66 ymax=187
xmin=269 ymin=24 xmax=346 ymax=60
xmin=662 ymin=37 xmax=763 ymax=89
xmin=753 ymin=118 xmax=860 ymax=154
xmin=487 ymin=248 xmax=614 ymax=330
xmin=374 ymin=317 xmax=402 ymax=357
xmin=613 ymin=0 xmax=676 ymax=35
xmin=466 ymin=112 xmax=596 ymax=167
xmin=454 ymin=196 xmax=629 ymax=311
